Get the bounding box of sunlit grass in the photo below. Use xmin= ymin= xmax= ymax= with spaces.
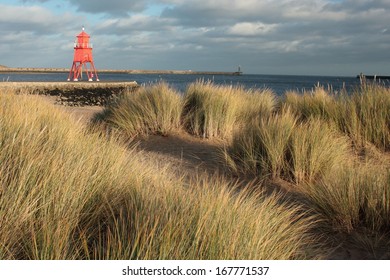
xmin=182 ymin=80 xmax=245 ymax=139
xmin=285 ymin=83 xmax=390 ymax=151
xmin=2 ymin=81 xmax=389 ymax=260
xmin=284 ymin=86 xmax=339 ymax=121
xmin=84 ymin=178 xmax=318 ymax=260
xmin=0 ymin=92 xmax=135 ymax=259
xmin=182 ymin=80 xmax=276 ymax=140
xmin=95 ymin=82 xmax=182 ymax=137
xmin=340 ymin=84 xmax=390 ymax=151
xmin=0 ymin=90 xmax=317 ymax=260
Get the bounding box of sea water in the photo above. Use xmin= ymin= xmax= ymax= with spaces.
xmin=0 ymin=72 xmax=363 ymax=96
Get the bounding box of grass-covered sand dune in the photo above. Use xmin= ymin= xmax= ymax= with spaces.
xmin=1 ymin=81 xmax=389 ymax=259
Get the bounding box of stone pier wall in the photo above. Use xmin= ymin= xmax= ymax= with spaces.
xmin=0 ymin=81 xmax=139 ymax=106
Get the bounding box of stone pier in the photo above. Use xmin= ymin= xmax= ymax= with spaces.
xmin=0 ymin=81 xmax=139 ymax=106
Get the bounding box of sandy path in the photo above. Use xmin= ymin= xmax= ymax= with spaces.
xmin=39 ymin=95 xmax=226 ymax=179
xmin=134 ymin=132 xmax=229 ymax=182
xmin=39 ymin=95 xmax=105 ymax=123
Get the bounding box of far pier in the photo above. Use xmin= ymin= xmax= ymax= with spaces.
xmin=0 ymin=67 xmax=243 ymax=76
xmin=357 ymin=73 xmax=390 ymax=80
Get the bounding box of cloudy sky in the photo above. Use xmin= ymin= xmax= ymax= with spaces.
xmin=0 ymin=0 xmax=389 ymax=76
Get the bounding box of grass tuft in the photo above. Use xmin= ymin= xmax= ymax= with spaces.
xmin=289 ymin=118 xmax=351 ymax=184
xmin=182 ymin=80 xmax=244 ymax=139
xmin=339 ymin=84 xmax=390 ymax=151
xmin=285 ymin=84 xmax=390 ymax=151
xmin=298 ymin=164 xmax=390 ymax=234
xmin=96 ymin=82 xmax=182 ymax=137
xmin=182 ymin=80 xmax=276 ymax=140
xmin=284 ymin=86 xmax=339 ymax=121
xmin=226 ymin=108 xmax=297 ymax=178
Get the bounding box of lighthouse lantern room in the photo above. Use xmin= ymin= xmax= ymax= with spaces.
xmin=68 ymin=27 xmax=99 ymax=82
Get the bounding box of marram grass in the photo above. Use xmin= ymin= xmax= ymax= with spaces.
xmin=285 ymin=83 xmax=390 ymax=151
xmin=97 ymin=80 xmax=277 ymax=141
xmin=225 ymin=110 xmax=350 ymax=184
xmin=95 ymin=81 xmax=182 ymax=137
xmin=84 ymin=179 xmax=319 ymax=260
xmin=3 ymin=81 xmax=389 ymax=260
xmin=341 ymin=84 xmax=390 ymax=151
xmin=182 ymin=80 xmax=245 ymax=139
xmin=289 ymin=118 xmax=351 ymax=184
xmin=182 ymin=80 xmax=276 ymax=140
xmin=0 ymin=92 xmax=135 ymax=259
xmin=298 ymin=163 xmax=390 ymax=234
xmin=0 ymin=90 xmax=317 ymax=260
xmin=284 ymin=86 xmax=339 ymax=121
xmin=99 ymin=81 xmax=390 ymax=256
xmin=225 ymin=108 xmax=297 ymax=178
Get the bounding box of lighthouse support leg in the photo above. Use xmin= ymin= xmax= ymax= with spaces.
xmin=75 ymin=64 xmax=83 ymax=81
xmin=89 ymin=61 xmax=99 ymax=81
xmin=68 ymin=61 xmax=99 ymax=81
xmin=68 ymin=62 xmax=78 ymax=81
xmin=84 ymin=63 xmax=92 ymax=81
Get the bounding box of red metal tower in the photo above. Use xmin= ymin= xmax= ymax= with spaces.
xmin=68 ymin=27 xmax=99 ymax=81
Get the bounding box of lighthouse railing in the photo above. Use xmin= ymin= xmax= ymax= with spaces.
xmin=74 ymin=43 xmax=93 ymax=48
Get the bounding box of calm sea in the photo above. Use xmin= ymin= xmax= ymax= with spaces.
xmin=0 ymin=72 xmax=363 ymax=96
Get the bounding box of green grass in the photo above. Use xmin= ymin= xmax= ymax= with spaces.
xmin=226 ymin=113 xmax=351 ymax=184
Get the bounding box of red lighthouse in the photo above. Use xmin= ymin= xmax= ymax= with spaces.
xmin=68 ymin=27 xmax=99 ymax=81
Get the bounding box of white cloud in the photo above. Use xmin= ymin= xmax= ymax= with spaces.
xmin=96 ymin=14 xmax=175 ymax=33
xmin=0 ymin=4 xmax=79 ymax=34
xmin=228 ymin=22 xmax=277 ymax=36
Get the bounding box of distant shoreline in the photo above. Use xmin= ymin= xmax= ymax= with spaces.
xmin=0 ymin=67 xmax=243 ymax=76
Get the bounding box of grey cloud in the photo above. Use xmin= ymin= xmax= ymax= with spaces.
xmin=21 ymin=0 xmax=150 ymax=15
xmin=67 ymin=0 xmax=148 ymax=15
xmin=0 ymin=4 xmax=79 ymax=34
xmin=328 ymin=0 xmax=390 ymax=13
xmin=21 ymin=0 xmax=50 ymax=2
xmin=3 ymin=0 xmax=390 ymax=75
xmin=0 ymin=4 xmax=82 ymax=67
xmin=95 ymin=15 xmax=175 ymax=34
xmin=92 ymin=0 xmax=390 ymax=74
